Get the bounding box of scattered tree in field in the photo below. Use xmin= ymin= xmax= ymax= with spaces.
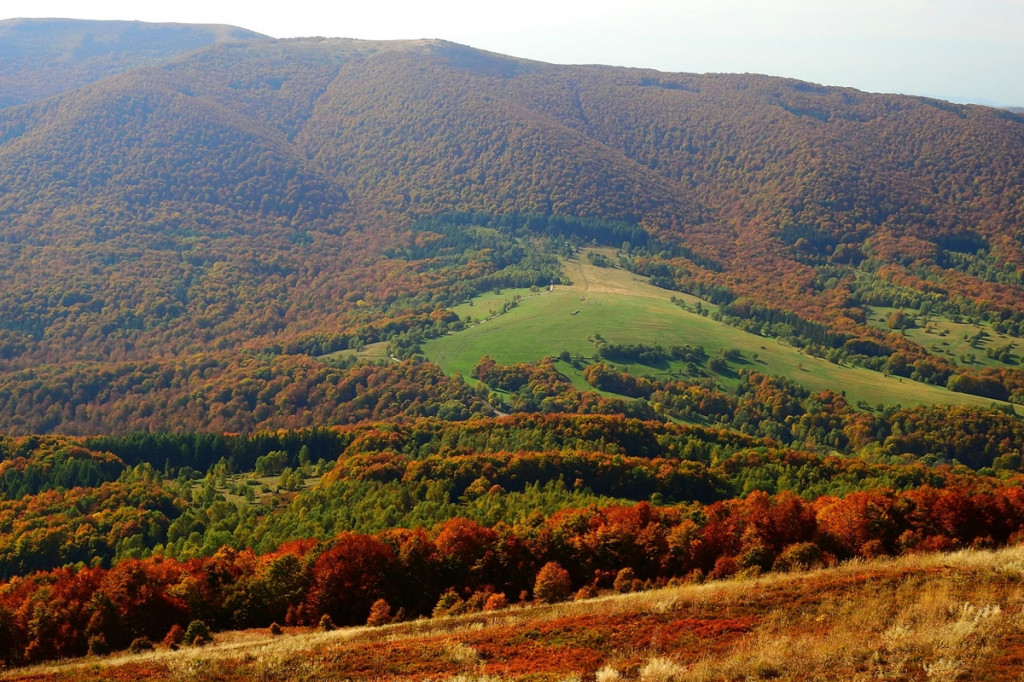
xmin=534 ymin=561 xmax=572 ymax=603
xmin=184 ymin=620 xmax=212 ymax=646
xmin=366 ymin=599 xmax=392 ymax=627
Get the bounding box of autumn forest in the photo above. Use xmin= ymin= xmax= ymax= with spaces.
xmin=2 ymin=17 xmax=1024 ymax=680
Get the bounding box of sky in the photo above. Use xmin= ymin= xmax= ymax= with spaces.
xmin=4 ymin=0 xmax=1023 ymax=106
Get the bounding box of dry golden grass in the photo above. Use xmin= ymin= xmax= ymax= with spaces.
xmin=10 ymin=546 xmax=1024 ymax=680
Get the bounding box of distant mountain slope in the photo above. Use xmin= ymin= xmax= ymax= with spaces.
xmin=1 ymin=20 xmax=1024 ymax=433
xmin=293 ymin=41 xmax=1024 ymax=285
xmin=0 ymin=18 xmax=265 ymax=108
xmin=0 ymin=62 xmax=347 ymax=225
xmin=297 ymin=42 xmax=693 ymax=221
xmin=4 ymin=27 xmax=1023 ymax=260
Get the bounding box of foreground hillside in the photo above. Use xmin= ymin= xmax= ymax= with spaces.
xmin=7 ymin=546 xmax=1024 ymax=681
xmin=4 ymin=409 xmax=1024 ymax=670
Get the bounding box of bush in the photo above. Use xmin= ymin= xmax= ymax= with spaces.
xmin=574 ymin=584 xmax=599 ymax=601
xmin=162 ymin=624 xmax=185 ymax=649
xmin=613 ymin=567 xmax=636 ymax=593
xmin=269 ymin=622 xmax=283 ymax=636
xmin=255 ymin=450 xmax=289 ymax=476
xmin=128 ymin=637 xmax=154 ymax=654
xmin=483 ymin=593 xmax=509 ymax=611
xmin=433 ymin=589 xmax=464 ymax=618
xmin=710 ymin=555 xmax=739 ymax=580
xmin=463 ymin=590 xmax=491 ymax=613
xmin=738 ymin=544 xmax=773 ymax=572
xmin=87 ymin=634 xmax=109 ymax=656
xmin=773 ymin=542 xmax=823 ymax=572
xmin=184 ymin=619 xmax=212 ymax=646
xmin=534 ymin=561 xmax=572 ymax=604
xmin=366 ymin=598 xmax=392 ymax=627
xmin=707 ymin=356 xmax=728 ymax=373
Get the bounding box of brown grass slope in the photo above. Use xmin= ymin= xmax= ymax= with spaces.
xmin=9 ymin=546 xmax=1024 ymax=681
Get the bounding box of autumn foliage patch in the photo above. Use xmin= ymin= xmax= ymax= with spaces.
xmin=4 ymin=483 xmax=1024 ymax=667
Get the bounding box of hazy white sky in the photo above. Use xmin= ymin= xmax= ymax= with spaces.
xmin=4 ymin=0 xmax=1023 ymax=105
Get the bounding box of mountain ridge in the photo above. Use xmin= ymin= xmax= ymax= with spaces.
xmin=0 ymin=18 xmax=267 ymax=108
xmin=0 ymin=18 xmax=1023 ymax=433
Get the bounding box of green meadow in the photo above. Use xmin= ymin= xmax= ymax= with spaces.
xmin=865 ymin=305 xmax=1023 ymax=371
xmin=425 ymin=254 xmax=1018 ymax=412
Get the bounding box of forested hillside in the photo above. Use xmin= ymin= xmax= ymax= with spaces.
xmin=0 ymin=23 xmax=1023 ymax=434
xmin=5 ymin=405 xmax=1024 ymax=668
xmin=3 ymin=19 xmax=1024 ymax=676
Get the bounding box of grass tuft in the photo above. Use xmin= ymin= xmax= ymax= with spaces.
xmin=639 ymin=656 xmax=687 ymax=681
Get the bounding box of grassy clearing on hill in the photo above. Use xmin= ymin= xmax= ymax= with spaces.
xmin=319 ymin=340 xmax=391 ymax=363
xmin=425 ymin=255 xmax=1014 ymax=411
xmin=866 ymin=305 xmax=1024 ymax=371
xmin=14 ymin=545 xmax=1024 ymax=681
